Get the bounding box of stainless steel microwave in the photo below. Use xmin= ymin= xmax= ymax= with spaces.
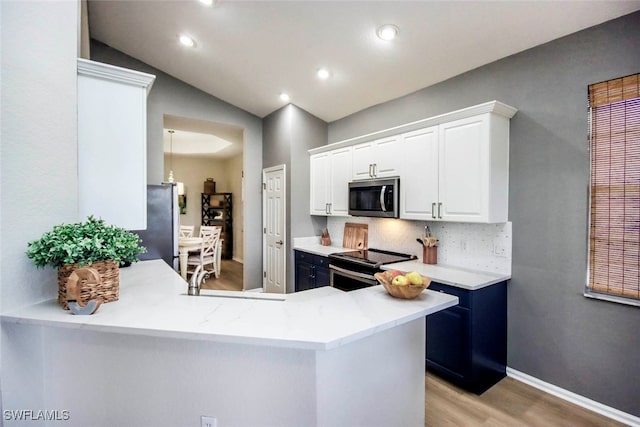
xmin=348 ymin=177 xmax=399 ymax=218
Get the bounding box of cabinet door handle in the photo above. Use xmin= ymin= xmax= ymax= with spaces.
xmin=368 ymin=164 xmax=373 ymax=177
xmin=431 ymin=202 xmax=437 ymax=219
xmin=325 ymin=203 xmax=330 ymax=215
xmin=373 ymin=163 xmax=377 ymax=177
xmin=438 ymin=202 xmax=443 ymax=219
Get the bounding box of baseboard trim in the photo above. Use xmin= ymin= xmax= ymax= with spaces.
xmin=232 ymin=256 xmax=243 ymax=264
xmin=506 ymin=367 xmax=640 ymax=427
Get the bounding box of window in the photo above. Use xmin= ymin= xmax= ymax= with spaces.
xmin=588 ymin=73 xmax=640 ymax=305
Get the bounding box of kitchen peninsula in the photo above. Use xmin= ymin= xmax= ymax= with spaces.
xmin=2 ymin=260 xmax=457 ymax=427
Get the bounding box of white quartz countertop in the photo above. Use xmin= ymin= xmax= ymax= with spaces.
xmin=293 ymin=242 xmax=510 ymax=290
xmin=382 ymin=260 xmax=510 ymax=290
xmin=2 ymin=260 xmax=457 ymax=351
xmin=293 ymin=242 xmax=350 ymax=257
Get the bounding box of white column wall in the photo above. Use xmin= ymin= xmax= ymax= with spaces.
xmin=1 ymin=0 xmax=80 ymax=413
xmin=0 ymin=0 xmax=80 ymax=311
xmin=0 ymin=0 xmax=80 ymax=376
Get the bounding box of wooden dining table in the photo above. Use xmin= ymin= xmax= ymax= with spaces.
xmin=177 ymin=237 xmax=223 ymax=281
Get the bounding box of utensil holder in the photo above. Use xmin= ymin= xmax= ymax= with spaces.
xmin=423 ymin=246 xmax=437 ymax=264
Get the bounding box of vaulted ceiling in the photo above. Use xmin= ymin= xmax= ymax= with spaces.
xmin=89 ymin=1 xmax=640 ymax=123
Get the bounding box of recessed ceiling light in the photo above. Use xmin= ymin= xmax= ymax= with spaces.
xmin=279 ymin=93 xmax=290 ymax=102
xmin=179 ymin=34 xmax=196 ymax=47
xmin=317 ymin=68 xmax=331 ymax=80
xmin=199 ymin=0 xmax=214 ymax=5
xmin=376 ymin=24 xmax=399 ymax=41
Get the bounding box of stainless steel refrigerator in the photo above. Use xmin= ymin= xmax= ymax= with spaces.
xmin=131 ymin=183 xmax=179 ymax=270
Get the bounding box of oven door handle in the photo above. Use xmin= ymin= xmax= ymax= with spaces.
xmin=330 ymin=264 xmax=379 ymax=285
xmin=380 ymin=185 xmax=387 ymax=212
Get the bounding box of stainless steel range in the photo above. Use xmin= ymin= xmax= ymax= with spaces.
xmin=328 ymin=249 xmax=417 ymax=291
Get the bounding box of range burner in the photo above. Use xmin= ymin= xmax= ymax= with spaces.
xmin=328 ymin=248 xmax=416 ymax=292
xmin=329 ymin=248 xmax=416 ymax=269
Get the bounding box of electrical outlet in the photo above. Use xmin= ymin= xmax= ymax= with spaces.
xmin=201 ymin=416 xmax=217 ymax=427
xmin=493 ymin=244 xmax=507 ymax=258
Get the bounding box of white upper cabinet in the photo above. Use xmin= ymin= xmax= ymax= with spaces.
xmin=439 ymin=104 xmax=518 ymax=223
xmin=401 ymin=112 xmax=512 ymax=223
xmin=310 ymin=146 xmax=352 ymax=216
xmin=329 ymin=147 xmax=353 ymax=215
xmin=309 ymin=101 xmax=517 ymax=223
xmin=352 ymin=135 xmax=402 ymax=180
xmin=77 ymin=59 xmax=155 ymax=230
xmin=310 ymin=152 xmax=330 ymax=215
xmin=399 ymin=127 xmax=439 ymax=221
xmin=438 ymin=114 xmax=495 ymax=222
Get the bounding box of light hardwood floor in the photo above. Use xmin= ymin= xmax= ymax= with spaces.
xmin=199 ymin=267 xmax=624 ymax=426
xmin=425 ymin=373 xmax=625 ymax=426
xmin=200 ymin=259 xmax=243 ymax=291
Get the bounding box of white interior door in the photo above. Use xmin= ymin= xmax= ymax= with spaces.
xmin=263 ymin=165 xmax=286 ymax=293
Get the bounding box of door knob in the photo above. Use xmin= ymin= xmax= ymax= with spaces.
xmin=275 ymin=240 xmax=283 ymax=245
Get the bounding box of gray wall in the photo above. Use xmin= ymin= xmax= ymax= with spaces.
xmin=91 ymin=41 xmax=264 ymax=290
xmin=263 ymin=105 xmax=291 ymax=168
xmin=290 ymin=106 xmax=328 ymax=239
xmin=329 ymin=12 xmax=640 ymax=416
xmin=263 ymin=105 xmax=327 ymax=291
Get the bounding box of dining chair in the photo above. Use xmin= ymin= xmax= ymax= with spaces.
xmin=199 ymin=225 xmax=223 ymax=275
xmin=179 ymin=225 xmax=195 ymax=238
xmin=199 ymin=225 xmax=221 ymax=236
xmin=187 ymin=227 xmax=221 ymax=279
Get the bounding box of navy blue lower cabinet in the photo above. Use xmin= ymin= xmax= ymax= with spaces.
xmin=295 ymin=250 xmax=330 ymax=292
xmin=426 ymin=280 xmax=507 ymax=394
xmin=295 ymin=256 xmax=315 ymax=292
xmin=314 ymin=262 xmax=330 ymax=288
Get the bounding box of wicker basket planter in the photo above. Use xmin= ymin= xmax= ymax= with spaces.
xmin=26 ymin=216 xmax=145 ymax=310
xmin=57 ymin=260 xmax=120 ymax=310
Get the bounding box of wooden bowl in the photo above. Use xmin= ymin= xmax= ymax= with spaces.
xmin=374 ymin=271 xmax=432 ymax=300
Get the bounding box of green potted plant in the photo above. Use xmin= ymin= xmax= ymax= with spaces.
xmin=26 ymin=216 xmax=146 ymax=308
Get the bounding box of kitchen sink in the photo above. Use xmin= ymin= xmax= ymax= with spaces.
xmin=182 ymin=289 xmax=286 ymax=301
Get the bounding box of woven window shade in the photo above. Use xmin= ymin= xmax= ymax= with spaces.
xmin=588 ymin=73 xmax=640 ymax=300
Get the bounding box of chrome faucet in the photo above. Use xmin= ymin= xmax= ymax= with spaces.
xmin=187 ymin=266 xmax=210 ymax=296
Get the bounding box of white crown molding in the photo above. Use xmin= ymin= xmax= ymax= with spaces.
xmin=77 ymin=58 xmax=156 ymax=94
xmin=507 ymin=367 xmax=640 ymax=427
xmin=309 ymin=100 xmax=518 ymax=155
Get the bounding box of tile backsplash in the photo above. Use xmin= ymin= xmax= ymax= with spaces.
xmin=325 ymin=217 xmax=512 ymax=275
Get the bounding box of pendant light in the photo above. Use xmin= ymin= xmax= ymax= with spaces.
xmin=167 ymin=129 xmax=185 ymax=195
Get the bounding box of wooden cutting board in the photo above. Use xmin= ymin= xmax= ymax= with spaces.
xmin=343 ymin=223 xmax=368 ymax=250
